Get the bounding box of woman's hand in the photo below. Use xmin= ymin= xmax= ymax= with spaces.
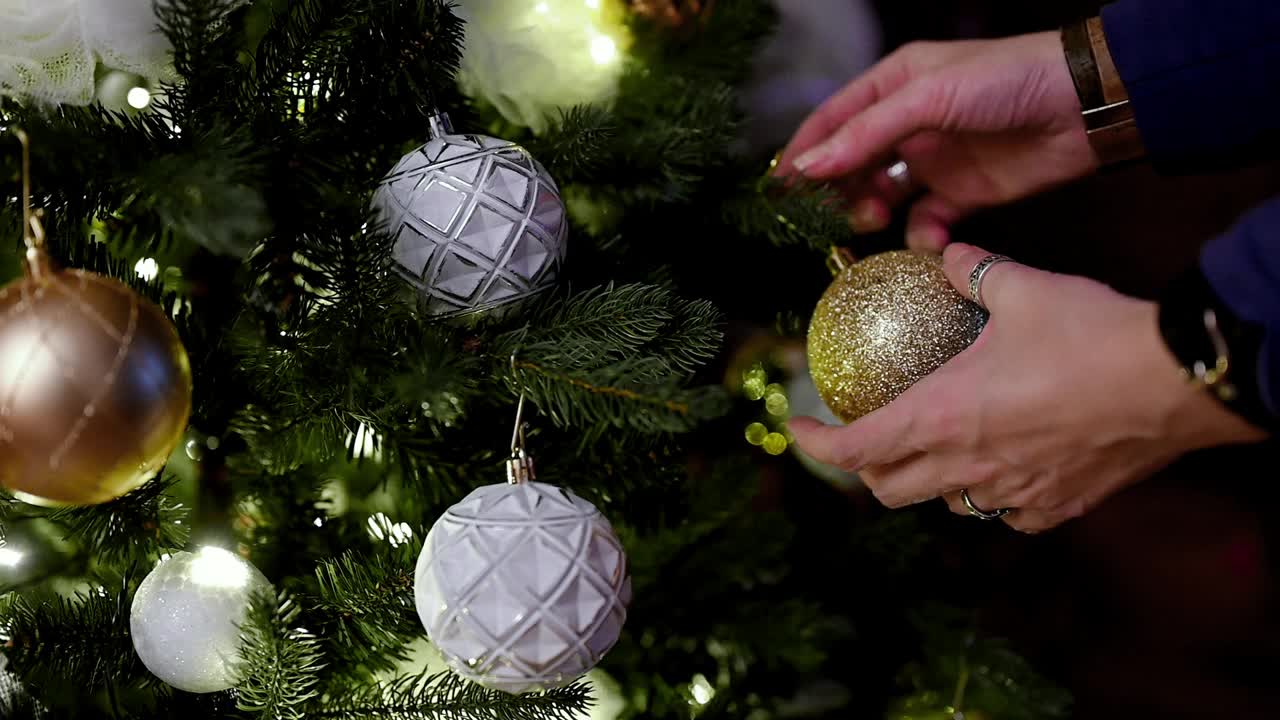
xmin=789 ymin=245 xmax=1267 ymax=532
xmin=776 ymin=33 xmax=1100 ymax=251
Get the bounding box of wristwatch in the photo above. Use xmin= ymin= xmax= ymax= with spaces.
xmin=1061 ymin=16 xmax=1145 ymax=165
xmin=1157 ymin=265 xmax=1275 ymax=432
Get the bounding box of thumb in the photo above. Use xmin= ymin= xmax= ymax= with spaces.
xmin=941 ymin=243 xmax=1032 ymax=313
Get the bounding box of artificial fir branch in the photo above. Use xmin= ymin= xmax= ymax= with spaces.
xmin=311 ymin=543 xmax=422 ymax=675
xmin=313 ymin=671 xmax=593 ymax=720
xmin=45 ymin=478 xmax=190 ymax=567
xmin=722 ymin=176 xmax=851 ymax=253
xmin=889 ymin=606 xmax=1073 ymax=720
xmin=235 ymin=590 xmax=326 ymax=720
xmin=491 ymin=284 xmax=727 ymax=437
xmin=2 ymin=586 xmax=153 ymax=698
xmin=524 ymin=106 xmax=617 ymax=183
xmin=511 ymin=357 xmax=728 ymax=438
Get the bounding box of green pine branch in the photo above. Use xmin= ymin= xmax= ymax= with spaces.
xmin=45 ymin=478 xmax=189 ymax=567
xmin=494 ymin=284 xmax=728 ymax=438
xmin=1 ymin=587 xmax=150 ymax=696
xmin=313 ymin=671 xmax=593 ymax=720
xmin=311 ymin=542 xmax=422 ymax=675
xmin=236 ymin=590 xmax=326 ymax=720
xmin=722 ymin=176 xmax=851 ymax=253
xmin=889 ymin=605 xmax=1073 ymax=720
xmin=525 ymin=106 xmax=617 ymax=183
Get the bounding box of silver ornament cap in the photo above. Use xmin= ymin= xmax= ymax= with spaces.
xmin=414 ymin=481 xmax=631 ymax=694
xmin=130 ymin=547 xmax=272 ymax=693
xmin=371 ymin=113 xmax=568 ymax=319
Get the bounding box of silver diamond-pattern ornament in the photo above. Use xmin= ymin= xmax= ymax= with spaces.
xmin=414 ymin=481 xmax=632 ymax=694
xmin=371 ymin=113 xmax=568 ymax=319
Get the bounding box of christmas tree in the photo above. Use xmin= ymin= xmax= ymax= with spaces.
xmin=0 ymin=1 xmax=1072 ymax=718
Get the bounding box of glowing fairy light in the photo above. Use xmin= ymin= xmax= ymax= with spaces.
xmin=589 ymin=34 xmax=617 ymax=65
xmin=347 ymin=422 xmax=383 ymax=461
xmin=0 ymin=546 xmax=23 ymax=568
xmin=135 ymin=257 xmax=159 ymax=281
xmin=367 ymin=513 xmax=414 ymax=547
xmin=126 ymin=86 xmax=152 ymax=108
xmin=188 ymin=546 xmax=252 ymax=590
xmin=690 ymin=674 xmax=715 ymax=705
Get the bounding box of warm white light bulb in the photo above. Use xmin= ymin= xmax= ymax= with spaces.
xmin=348 ymin=422 xmax=382 ymax=460
xmin=585 ymin=0 xmax=600 ymax=8
xmin=535 ymin=1 xmax=549 ymax=12
xmin=127 ymin=87 xmax=151 ymax=109
xmin=135 ymin=257 xmax=159 ymax=281
xmin=589 ymin=34 xmax=617 ymax=65
xmin=690 ymin=674 xmax=715 ymax=705
xmin=0 ymin=547 xmax=23 ymax=568
xmin=188 ymin=546 xmax=251 ymax=589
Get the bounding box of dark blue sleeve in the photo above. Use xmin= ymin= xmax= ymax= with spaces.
xmin=1200 ymin=198 xmax=1280 ymax=416
xmin=1100 ymin=0 xmax=1280 ymax=170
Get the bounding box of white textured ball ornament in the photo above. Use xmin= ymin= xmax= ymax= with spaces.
xmin=371 ymin=113 xmax=568 ymax=319
xmin=130 ymin=547 xmax=272 ymax=693
xmin=414 ymin=481 xmax=631 ymax=693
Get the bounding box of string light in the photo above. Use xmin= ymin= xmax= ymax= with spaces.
xmin=367 ymin=513 xmax=413 ymax=547
xmin=535 ymin=1 xmax=549 ymax=11
xmin=347 ymin=422 xmax=383 ymax=461
xmin=135 ymin=257 xmax=159 ymax=281
xmin=589 ymin=34 xmax=618 ymax=65
xmin=188 ymin=546 xmax=252 ymax=590
xmin=126 ymin=87 xmax=151 ymax=109
xmin=0 ymin=546 xmax=23 ymax=568
xmin=690 ymin=674 xmax=715 ymax=705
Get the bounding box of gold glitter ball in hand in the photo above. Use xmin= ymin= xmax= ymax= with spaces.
xmin=0 ymin=263 xmax=193 ymax=505
xmin=806 ymin=250 xmax=987 ymax=424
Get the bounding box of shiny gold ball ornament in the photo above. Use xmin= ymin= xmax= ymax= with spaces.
xmin=807 ymin=250 xmax=987 ymax=423
xmin=0 ymin=252 xmax=193 ymax=505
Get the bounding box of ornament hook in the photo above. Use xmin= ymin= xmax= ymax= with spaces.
xmin=426 ymin=111 xmax=454 ymax=140
xmin=507 ymin=354 xmax=535 ymax=485
xmin=826 ymin=246 xmax=856 ymax=276
xmin=11 ymin=127 xmax=49 ymax=281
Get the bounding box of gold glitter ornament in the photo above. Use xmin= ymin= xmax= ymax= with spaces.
xmin=0 ymin=130 xmax=192 ymax=506
xmin=807 ymin=250 xmax=986 ymax=423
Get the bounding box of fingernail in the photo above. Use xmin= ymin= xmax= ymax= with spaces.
xmin=793 ymin=146 xmax=825 ymax=174
xmin=851 ymin=199 xmax=886 ymax=232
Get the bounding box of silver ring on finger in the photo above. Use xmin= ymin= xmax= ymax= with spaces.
xmin=961 ymin=488 xmax=1012 ymax=520
xmin=967 ymin=253 xmax=1012 ymax=310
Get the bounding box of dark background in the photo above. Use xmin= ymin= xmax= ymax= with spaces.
xmin=775 ymin=1 xmax=1280 ymax=717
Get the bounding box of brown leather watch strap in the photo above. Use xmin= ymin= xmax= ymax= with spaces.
xmin=1062 ymin=19 xmax=1105 ymax=110
xmin=1063 ymin=16 xmax=1145 ymax=165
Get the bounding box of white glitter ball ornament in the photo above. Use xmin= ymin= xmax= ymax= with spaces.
xmin=130 ymin=547 xmax=272 ymax=693
xmin=371 ymin=113 xmax=568 ymax=320
xmin=414 ymin=478 xmax=631 ymax=693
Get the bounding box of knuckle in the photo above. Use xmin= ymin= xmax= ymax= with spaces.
xmin=833 ymin=448 xmax=865 ymax=473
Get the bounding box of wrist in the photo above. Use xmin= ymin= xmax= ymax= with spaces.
xmin=1154 ymin=267 xmax=1272 ymax=444
xmin=1061 ymin=16 xmax=1145 ymax=165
